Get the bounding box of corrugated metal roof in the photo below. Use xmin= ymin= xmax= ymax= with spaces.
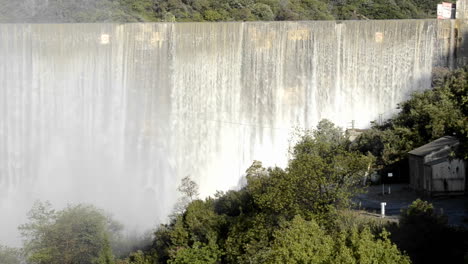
xmin=408 ymin=136 xmax=459 ymax=157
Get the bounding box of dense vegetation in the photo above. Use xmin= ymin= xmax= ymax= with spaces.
xmin=121 ymin=75 xmax=468 ymax=263
xmin=0 ymin=0 xmax=445 ymax=22
xmin=353 ymin=66 xmax=468 ymax=172
xmin=140 ymin=120 xmax=404 ymax=264
xmin=0 ymin=245 xmax=21 ymax=264
xmin=18 ymin=202 xmax=120 ymax=264
xmin=10 ymin=120 xmax=411 ymax=264
xmin=389 ymin=199 xmax=468 ymax=264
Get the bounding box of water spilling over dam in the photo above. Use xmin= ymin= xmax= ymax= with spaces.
xmin=0 ymin=20 xmax=466 ymax=245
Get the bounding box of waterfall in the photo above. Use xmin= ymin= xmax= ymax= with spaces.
xmin=0 ymin=20 xmax=457 ymax=245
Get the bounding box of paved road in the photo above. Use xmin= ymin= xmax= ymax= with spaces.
xmin=354 ymin=184 xmax=468 ymax=226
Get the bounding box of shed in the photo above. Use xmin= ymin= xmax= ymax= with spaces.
xmin=408 ymin=136 xmax=466 ymax=195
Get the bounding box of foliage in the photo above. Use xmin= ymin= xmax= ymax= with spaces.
xmin=223 ymin=213 xmax=274 ymax=263
xmin=116 ymin=250 xmax=153 ymax=264
xmin=0 ymin=245 xmax=21 ymax=264
xmin=350 ymin=66 xmax=468 ymax=260
xmin=389 ymin=199 xmax=468 ymax=264
xmin=265 ymin=215 xmax=410 ymax=264
xmin=111 ymin=232 xmax=154 ymax=260
xmin=334 ymin=209 xmax=394 ymax=234
xmin=168 ymin=242 xmax=222 ymax=264
xmin=13 ymin=119 xmax=412 ymax=264
xmin=19 ymin=201 xmax=120 ymax=264
xmin=177 ymin=176 xmax=200 ymax=202
xmin=0 ymin=0 xmax=142 ymax=22
xmin=340 ymin=228 xmax=411 ymax=264
xmin=159 ymin=197 xmax=226 ymax=263
xmin=288 ymin=121 xmax=373 ymax=212
xmin=266 ymin=215 xmax=334 ymax=263
xmin=353 ymin=66 xmax=468 ymax=168
xmin=399 ymin=199 xmax=446 ymax=225
xmin=0 ymin=0 xmax=445 ymax=23
xmin=128 ymin=119 xmax=407 ymax=264
xmin=173 ymin=175 xmax=200 ymax=216
xmin=247 ymin=120 xmax=373 ymax=222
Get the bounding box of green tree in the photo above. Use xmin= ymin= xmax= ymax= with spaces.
xmin=174 ymin=175 xmax=200 ymax=215
xmin=0 ymin=245 xmax=21 ymax=264
xmin=251 ymin=3 xmax=274 ymax=20
xmin=224 ymin=213 xmax=274 ymax=263
xmin=177 ymin=175 xmax=200 ymax=202
xmin=19 ymin=201 xmax=120 ymax=264
xmin=341 ymin=228 xmax=410 ymax=264
xmin=183 ymin=200 xmax=225 ymax=244
xmin=116 ymin=250 xmax=153 ymax=264
xmin=203 ymin=9 xmax=224 ymax=21
xmin=390 ymin=199 xmax=468 ymax=264
xmin=248 ymin=120 xmax=373 ymax=220
xmin=265 ymin=215 xmax=410 ymax=264
xmin=127 ymin=119 xmax=418 ymax=264
xmin=0 ymin=0 xmax=448 ymax=22
xmin=168 ymin=241 xmax=221 ymax=264
xmin=354 ymin=66 xmax=468 ymax=166
xmin=266 ymin=216 xmax=334 ymax=263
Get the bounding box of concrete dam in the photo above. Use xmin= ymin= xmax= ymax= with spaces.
xmin=0 ymin=20 xmax=466 ymax=244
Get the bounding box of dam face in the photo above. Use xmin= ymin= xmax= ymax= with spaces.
xmin=0 ymin=20 xmax=465 ymax=244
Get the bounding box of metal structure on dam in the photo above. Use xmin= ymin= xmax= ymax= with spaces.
xmin=0 ymin=19 xmax=467 ymax=244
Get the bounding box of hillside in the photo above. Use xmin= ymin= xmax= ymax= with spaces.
xmin=0 ymin=0 xmax=444 ymax=22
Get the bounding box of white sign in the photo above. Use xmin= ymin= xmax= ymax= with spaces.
xmin=388 ymin=173 xmax=393 ymax=177
xmin=375 ymin=32 xmax=384 ymax=43
xmin=437 ymin=2 xmax=453 ymax=19
xmin=100 ymin=34 xmax=110 ymax=45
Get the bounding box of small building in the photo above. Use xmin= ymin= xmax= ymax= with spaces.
xmin=408 ymin=136 xmax=466 ymax=195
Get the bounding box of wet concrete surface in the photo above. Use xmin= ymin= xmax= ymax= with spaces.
xmin=355 ymin=184 xmax=468 ymax=226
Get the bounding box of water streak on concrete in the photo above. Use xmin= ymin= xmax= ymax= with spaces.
xmin=0 ymin=20 xmax=464 ymax=245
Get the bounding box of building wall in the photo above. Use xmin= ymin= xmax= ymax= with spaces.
xmin=409 ymin=155 xmax=425 ymax=190
xmin=424 ymin=165 xmax=432 ymax=192
xmin=432 ymin=159 xmax=466 ymax=193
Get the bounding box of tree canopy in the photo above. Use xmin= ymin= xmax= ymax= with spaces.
xmin=137 ymin=120 xmax=408 ymax=264
xmin=247 ymin=120 xmax=373 ymax=223
xmin=0 ymin=0 xmax=446 ymax=22
xmin=0 ymin=245 xmax=21 ymax=264
xmin=353 ymin=66 xmax=468 ymax=168
xmin=19 ymin=201 xmax=120 ymax=264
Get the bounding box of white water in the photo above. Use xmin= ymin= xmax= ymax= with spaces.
xmin=0 ymin=20 xmax=455 ymax=245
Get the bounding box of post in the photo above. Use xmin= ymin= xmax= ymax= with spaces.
xmin=381 ymin=202 xmax=387 ymax=218
xmin=387 ymin=173 xmax=393 ymax=195
xmin=382 ymin=183 xmax=385 ymax=195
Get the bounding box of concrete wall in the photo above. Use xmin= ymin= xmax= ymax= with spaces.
xmin=0 ymin=20 xmax=467 ymax=245
xmin=457 ymin=0 xmax=468 ymax=19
